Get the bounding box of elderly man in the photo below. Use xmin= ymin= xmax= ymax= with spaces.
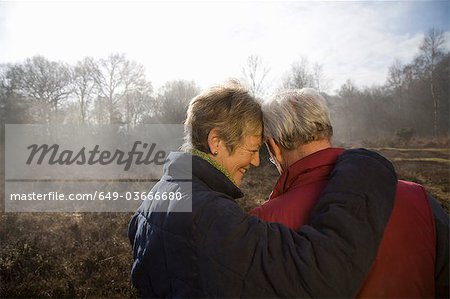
xmin=251 ymin=88 xmax=449 ymax=298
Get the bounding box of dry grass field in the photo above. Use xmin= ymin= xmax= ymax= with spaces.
xmin=373 ymin=147 xmax=449 ymax=212
xmin=1 ymin=142 xmax=448 ymax=297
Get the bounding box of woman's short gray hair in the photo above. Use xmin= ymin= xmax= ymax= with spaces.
xmin=262 ymin=88 xmax=333 ymax=150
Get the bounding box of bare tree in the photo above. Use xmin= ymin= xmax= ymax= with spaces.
xmin=71 ymin=57 xmax=97 ymax=124
xmin=241 ymin=55 xmax=270 ymax=99
xmin=0 ymin=65 xmax=12 ymax=124
xmin=152 ymin=80 xmax=200 ymax=124
xmin=386 ymin=59 xmax=405 ymax=111
xmin=282 ymin=58 xmax=330 ymax=92
xmin=418 ymin=28 xmax=446 ymax=136
xmin=123 ymin=81 xmax=153 ymax=125
xmin=312 ymin=62 xmax=330 ymax=93
xmin=335 ymin=79 xmax=361 ymax=141
xmin=94 ymin=53 xmax=147 ymax=124
xmin=4 ymin=56 xmax=72 ymax=123
xmin=92 ymin=95 xmax=109 ymax=125
xmin=337 ymin=79 xmax=358 ymax=99
xmin=282 ymin=57 xmax=313 ymax=90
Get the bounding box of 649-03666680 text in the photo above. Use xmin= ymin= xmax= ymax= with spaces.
xmin=9 ymin=191 xmax=183 ymax=201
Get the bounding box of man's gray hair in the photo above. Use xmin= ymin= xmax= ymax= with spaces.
xmin=262 ymin=88 xmax=333 ymax=150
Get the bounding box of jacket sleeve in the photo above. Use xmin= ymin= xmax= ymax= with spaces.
xmin=427 ymin=194 xmax=449 ymax=299
xmin=197 ymin=149 xmax=397 ymax=298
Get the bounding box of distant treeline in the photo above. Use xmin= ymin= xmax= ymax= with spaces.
xmin=0 ymin=29 xmax=448 ymax=144
xmin=0 ymin=53 xmax=199 ymax=126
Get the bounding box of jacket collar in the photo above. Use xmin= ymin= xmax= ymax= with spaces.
xmin=270 ymin=147 xmax=344 ymax=199
xmin=191 ymin=148 xmax=236 ymax=185
xmin=164 ymin=152 xmax=243 ymax=199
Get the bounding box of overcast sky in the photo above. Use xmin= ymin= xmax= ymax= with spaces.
xmin=0 ymin=1 xmax=449 ymax=94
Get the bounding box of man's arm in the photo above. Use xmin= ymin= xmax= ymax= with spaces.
xmin=427 ymin=194 xmax=449 ymax=299
xmin=199 ymin=149 xmax=397 ymax=297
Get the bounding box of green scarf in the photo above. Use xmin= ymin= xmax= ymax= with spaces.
xmin=191 ymin=148 xmax=237 ymax=186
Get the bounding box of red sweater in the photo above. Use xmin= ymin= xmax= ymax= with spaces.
xmin=250 ymin=147 xmax=436 ymax=298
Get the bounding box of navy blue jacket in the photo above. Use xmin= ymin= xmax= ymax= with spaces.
xmin=128 ymin=149 xmax=397 ymax=298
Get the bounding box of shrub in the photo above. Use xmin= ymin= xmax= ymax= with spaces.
xmin=396 ymin=128 xmax=415 ymax=145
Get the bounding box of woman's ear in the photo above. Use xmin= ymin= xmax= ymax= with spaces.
xmin=207 ymin=128 xmax=221 ymax=155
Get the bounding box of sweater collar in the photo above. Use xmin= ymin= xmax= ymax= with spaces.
xmin=165 ymin=151 xmax=243 ymax=199
xmin=191 ymin=148 xmax=237 ymax=186
xmin=270 ymin=147 xmax=344 ymax=199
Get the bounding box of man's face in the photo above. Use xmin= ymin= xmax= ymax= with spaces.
xmin=220 ymin=135 xmax=262 ymax=186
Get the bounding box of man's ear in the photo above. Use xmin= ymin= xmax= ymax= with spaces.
xmin=207 ymin=128 xmax=221 ymax=155
xmin=267 ymin=137 xmax=283 ymax=163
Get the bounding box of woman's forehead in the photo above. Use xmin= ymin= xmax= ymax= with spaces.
xmin=242 ymin=134 xmax=262 ymax=147
xmin=244 ymin=121 xmax=263 ymax=135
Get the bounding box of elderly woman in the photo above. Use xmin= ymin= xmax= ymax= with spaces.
xmin=128 ymin=81 xmax=397 ymax=298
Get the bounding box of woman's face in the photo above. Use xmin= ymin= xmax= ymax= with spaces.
xmin=218 ymin=134 xmax=262 ymax=186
